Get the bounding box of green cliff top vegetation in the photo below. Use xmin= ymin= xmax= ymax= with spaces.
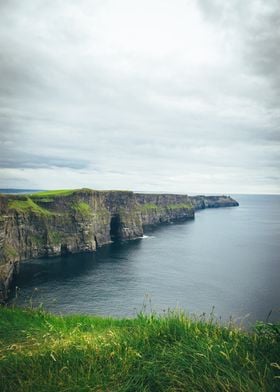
xmin=140 ymin=203 xmax=193 ymax=211
xmin=30 ymin=189 xmax=78 ymax=198
xmin=29 ymin=188 xmax=134 ymax=199
xmin=8 ymin=197 xmax=53 ymax=216
xmin=0 ymin=307 xmax=279 ymax=391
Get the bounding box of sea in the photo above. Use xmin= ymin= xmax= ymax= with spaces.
xmin=8 ymin=194 xmax=280 ymax=326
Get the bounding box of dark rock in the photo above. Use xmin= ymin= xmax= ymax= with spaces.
xmin=190 ymin=195 xmax=239 ymax=210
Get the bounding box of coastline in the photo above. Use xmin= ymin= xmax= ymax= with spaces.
xmin=0 ymin=188 xmax=238 ymax=301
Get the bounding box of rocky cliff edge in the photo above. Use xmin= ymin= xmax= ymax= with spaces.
xmin=0 ymin=188 xmax=238 ymax=301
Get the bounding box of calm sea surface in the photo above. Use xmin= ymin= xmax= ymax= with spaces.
xmin=9 ymin=195 xmax=280 ymax=325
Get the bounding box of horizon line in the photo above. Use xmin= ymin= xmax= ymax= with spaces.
xmin=0 ymin=188 xmax=279 ymax=196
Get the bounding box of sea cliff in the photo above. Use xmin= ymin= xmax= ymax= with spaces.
xmin=0 ymin=189 xmax=238 ymax=301
xmin=190 ymin=195 xmax=239 ymax=210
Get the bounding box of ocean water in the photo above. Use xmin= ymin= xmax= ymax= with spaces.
xmin=9 ymin=195 xmax=280 ymax=325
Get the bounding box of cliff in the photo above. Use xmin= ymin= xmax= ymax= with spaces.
xmin=0 ymin=189 xmax=238 ymax=301
xmin=190 ymin=195 xmax=239 ymax=210
xmin=135 ymin=193 xmax=194 ymax=225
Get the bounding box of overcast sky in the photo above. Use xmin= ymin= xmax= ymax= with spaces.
xmin=0 ymin=0 xmax=279 ymax=194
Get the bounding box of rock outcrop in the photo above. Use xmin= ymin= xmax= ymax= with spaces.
xmin=0 ymin=189 xmax=238 ymax=301
xmin=136 ymin=193 xmax=194 ymax=225
xmin=190 ymin=195 xmax=239 ymax=210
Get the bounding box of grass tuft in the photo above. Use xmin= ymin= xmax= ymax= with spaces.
xmin=0 ymin=307 xmax=279 ymax=391
xmin=8 ymin=197 xmax=53 ymax=216
xmin=72 ymin=201 xmax=92 ymax=216
xmin=140 ymin=203 xmax=193 ymax=212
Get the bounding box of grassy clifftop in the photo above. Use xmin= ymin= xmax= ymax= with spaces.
xmin=0 ymin=307 xmax=279 ymax=391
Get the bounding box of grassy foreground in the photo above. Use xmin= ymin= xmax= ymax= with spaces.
xmin=0 ymin=307 xmax=279 ymax=391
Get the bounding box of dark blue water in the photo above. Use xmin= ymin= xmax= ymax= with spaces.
xmin=10 ymin=195 xmax=280 ymax=324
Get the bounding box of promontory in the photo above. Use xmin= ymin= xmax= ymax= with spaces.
xmin=0 ymin=188 xmax=238 ymax=300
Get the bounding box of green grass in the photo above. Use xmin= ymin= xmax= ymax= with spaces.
xmin=166 ymin=203 xmax=193 ymax=210
xmin=0 ymin=307 xmax=279 ymax=391
xmin=30 ymin=189 xmax=78 ymax=198
xmin=140 ymin=203 xmax=160 ymax=210
xmin=72 ymin=201 xmax=92 ymax=216
xmin=140 ymin=203 xmax=193 ymax=212
xmin=8 ymin=197 xmax=53 ymax=216
xmin=34 ymin=197 xmax=54 ymax=203
xmin=30 ymin=189 xmax=134 ymax=198
xmin=48 ymin=231 xmax=62 ymax=245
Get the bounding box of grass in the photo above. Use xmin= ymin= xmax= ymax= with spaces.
xmin=140 ymin=203 xmax=193 ymax=212
xmin=140 ymin=203 xmax=161 ymax=210
xmin=48 ymin=231 xmax=62 ymax=245
xmin=7 ymin=191 xmax=94 ymax=216
xmin=72 ymin=201 xmax=92 ymax=216
xmin=30 ymin=189 xmax=78 ymax=198
xmin=33 ymin=197 xmax=55 ymax=203
xmin=165 ymin=203 xmax=193 ymax=210
xmin=8 ymin=197 xmax=53 ymax=216
xmin=0 ymin=307 xmax=279 ymax=391
xmin=30 ymin=189 xmax=134 ymax=198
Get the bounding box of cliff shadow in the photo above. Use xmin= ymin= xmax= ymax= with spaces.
xmin=110 ymin=214 xmax=122 ymax=240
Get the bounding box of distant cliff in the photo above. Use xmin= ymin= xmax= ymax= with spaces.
xmin=0 ymin=189 xmax=238 ymax=301
xmin=190 ymin=195 xmax=239 ymax=210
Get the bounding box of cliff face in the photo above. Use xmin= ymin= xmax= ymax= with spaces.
xmin=190 ymin=195 xmax=239 ymax=210
xmin=0 ymin=189 xmax=238 ymax=301
xmin=135 ymin=193 xmax=194 ymax=225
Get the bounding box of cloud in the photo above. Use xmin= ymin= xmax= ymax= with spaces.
xmin=0 ymin=0 xmax=279 ymax=193
xmin=197 ymin=0 xmax=280 ymax=98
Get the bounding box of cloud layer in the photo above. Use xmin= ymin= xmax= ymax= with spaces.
xmin=0 ymin=0 xmax=279 ymax=193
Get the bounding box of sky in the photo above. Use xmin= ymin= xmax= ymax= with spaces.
xmin=0 ymin=0 xmax=279 ymax=194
